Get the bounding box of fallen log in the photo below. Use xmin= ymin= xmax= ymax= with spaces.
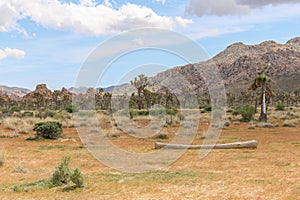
xmin=154 ymin=140 xmax=258 ymax=149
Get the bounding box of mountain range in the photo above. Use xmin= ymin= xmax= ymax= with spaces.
xmin=1 ymin=36 xmax=300 ymax=98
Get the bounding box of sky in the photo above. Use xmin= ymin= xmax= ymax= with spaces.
xmin=0 ymin=0 xmax=300 ymax=90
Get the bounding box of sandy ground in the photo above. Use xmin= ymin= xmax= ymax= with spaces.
xmin=0 ymin=118 xmax=299 ymax=200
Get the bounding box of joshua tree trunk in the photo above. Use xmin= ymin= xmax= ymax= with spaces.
xmin=137 ymin=89 xmax=142 ymax=110
xmin=259 ymin=82 xmax=267 ymax=122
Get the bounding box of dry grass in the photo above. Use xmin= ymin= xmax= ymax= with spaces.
xmin=0 ymin=132 xmax=19 ymax=138
xmin=0 ymin=146 xmax=5 ymax=167
xmin=13 ymin=161 xmax=29 ymax=174
xmin=2 ymin=117 xmax=39 ymax=134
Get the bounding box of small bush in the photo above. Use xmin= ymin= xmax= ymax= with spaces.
xmin=257 ymin=122 xmax=274 ymax=128
xmin=65 ymin=104 xmax=76 ymax=113
xmin=130 ymin=110 xmax=150 ymax=116
xmin=51 ymin=156 xmax=72 ymax=186
xmin=51 ymin=156 xmax=84 ymax=188
xmin=10 ymin=106 xmax=20 ymax=113
xmin=154 ymin=133 xmax=168 ymax=139
xmin=275 ymin=103 xmax=285 ymax=111
xmin=22 ymin=111 xmax=34 ymax=117
xmin=233 ymin=105 xmax=255 ymax=122
xmin=166 ymin=108 xmax=178 ymax=116
xmin=282 ymin=121 xmax=296 ymax=127
xmin=199 ymin=105 xmax=212 ymax=112
xmin=33 ymin=121 xmax=63 ymax=139
xmin=70 ymin=168 xmax=84 ymax=188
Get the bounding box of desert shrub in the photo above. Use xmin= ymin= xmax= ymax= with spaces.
xmin=33 ymin=121 xmax=63 ymax=139
xmin=166 ymin=108 xmax=178 ymax=116
xmin=51 ymin=156 xmax=72 ymax=186
xmin=10 ymin=106 xmax=20 ymax=113
xmin=51 ymin=156 xmax=84 ymax=188
xmin=233 ymin=105 xmax=255 ymax=122
xmin=257 ymin=122 xmax=274 ymax=128
xmin=22 ymin=111 xmax=34 ymax=117
xmin=154 ymin=133 xmax=168 ymax=139
xmin=70 ymin=168 xmax=84 ymax=188
xmin=199 ymin=105 xmax=212 ymax=112
xmin=130 ymin=110 xmax=149 ymax=116
xmin=275 ymin=102 xmax=285 ymax=111
xmin=282 ymin=121 xmax=296 ymax=127
xmin=65 ymin=104 xmax=76 ymax=113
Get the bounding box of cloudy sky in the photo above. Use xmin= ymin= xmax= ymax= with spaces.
xmin=1 ymin=0 xmax=300 ymax=90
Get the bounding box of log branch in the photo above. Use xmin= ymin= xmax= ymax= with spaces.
xmin=154 ymin=140 xmax=258 ymax=149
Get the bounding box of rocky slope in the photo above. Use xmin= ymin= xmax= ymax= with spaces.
xmin=0 ymin=85 xmax=30 ymax=98
xmin=148 ymin=37 xmax=300 ymax=94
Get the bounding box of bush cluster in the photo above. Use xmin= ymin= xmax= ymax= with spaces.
xmin=33 ymin=121 xmax=63 ymax=139
xmin=275 ymin=102 xmax=285 ymax=111
xmin=233 ymin=105 xmax=255 ymax=122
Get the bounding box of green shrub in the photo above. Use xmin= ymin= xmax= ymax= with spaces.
xmin=130 ymin=110 xmax=149 ymax=116
xmin=10 ymin=106 xmax=20 ymax=113
xmin=154 ymin=133 xmax=168 ymax=139
xmin=199 ymin=105 xmax=212 ymax=112
xmin=275 ymin=102 xmax=285 ymax=111
xmin=166 ymin=108 xmax=178 ymax=116
xmin=70 ymin=168 xmax=84 ymax=188
xmin=22 ymin=111 xmax=34 ymax=117
xmin=233 ymin=105 xmax=255 ymax=122
xmin=51 ymin=156 xmax=72 ymax=186
xmin=65 ymin=104 xmax=76 ymax=113
xmin=51 ymin=156 xmax=84 ymax=188
xmin=33 ymin=121 xmax=63 ymax=139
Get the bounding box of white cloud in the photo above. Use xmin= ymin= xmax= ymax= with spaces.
xmin=0 ymin=0 xmax=192 ymax=36
xmin=0 ymin=48 xmax=26 ymax=61
xmin=79 ymin=0 xmax=97 ymax=7
xmin=185 ymin=3 xmax=300 ymax=39
xmin=186 ymin=0 xmax=300 ymax=16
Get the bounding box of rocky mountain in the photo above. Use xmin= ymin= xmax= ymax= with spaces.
xmin=102 ymin=83 xmax=129 ymax=93
xmin=0 ymin=85 xmax=31 ymax=98
xmin=148 ymin=36 xmax=300 ymax=94
xmin=23 ymin=84 xmax=53 ymax=100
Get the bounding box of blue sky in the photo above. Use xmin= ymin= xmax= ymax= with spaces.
xmin=0 ymin=0 xmax=300 ymax=90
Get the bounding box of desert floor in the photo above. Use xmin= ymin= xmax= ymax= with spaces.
xmin=0 ymin=110 xmax=299 ymax=200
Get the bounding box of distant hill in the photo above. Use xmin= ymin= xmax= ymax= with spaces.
xmin=102 ymin=83 xmax=129 ymax=92
xmin=147 ymin=36 xmax=300 ymax=94
xmin=68 ymin=83 xmax=129 ymax=94
xmin=0 ymin=85 xmax=30 ymax=98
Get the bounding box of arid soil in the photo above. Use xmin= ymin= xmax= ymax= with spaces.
xmin=0 ymin=114 xmax=299 ymax=200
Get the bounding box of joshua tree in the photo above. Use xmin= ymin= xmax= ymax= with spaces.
xmin=130 ymin=74 xmax=149 ymax=110
xmin=248 ymin=66 xmax=273 ymax=122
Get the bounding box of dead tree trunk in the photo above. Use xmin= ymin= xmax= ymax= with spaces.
xmin=155 ymin=140 xmax=258 ymax=149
